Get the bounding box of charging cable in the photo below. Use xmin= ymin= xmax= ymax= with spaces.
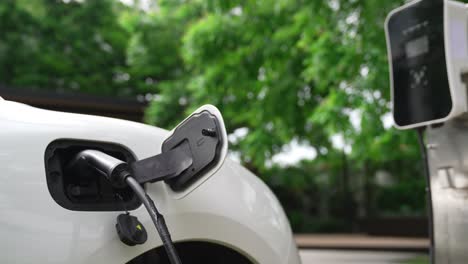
xmin=71 ymin=150 xmax=182 ymax=264
xmin=125 ymin=177 xmax=181 ymax=263
xmin=416 ymin=127 xmax=434 ymax=264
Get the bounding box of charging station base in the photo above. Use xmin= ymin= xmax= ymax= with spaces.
xmin=426 ymin=119 xmax=468 ymax=262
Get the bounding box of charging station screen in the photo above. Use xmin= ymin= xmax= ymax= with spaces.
xmin=405 ymin=36 xmax=429 ymax=58
xmin=387 ymin=0 xmax=452 ymax=127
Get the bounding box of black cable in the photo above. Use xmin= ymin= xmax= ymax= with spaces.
xmin=416 ymin=127 xmax=434 ymax=263
xmin=70 ymin=150 xmax=182 ymax=263
xmin=125 ymin=177 xmax=182 ymax=264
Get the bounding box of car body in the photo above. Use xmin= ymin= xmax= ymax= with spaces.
xmin=0 ymin=97 xmax=300 ymax=264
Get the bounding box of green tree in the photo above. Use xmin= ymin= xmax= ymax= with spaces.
xmin=0 ymin=0 xmax=431 ymax=231
xmin=0 ymin=0 xmax=132 ymax=96
xmin=135 ymin=0 xmax=428 ymax=229
xmin=140 ymin=0 xmax=418 ymax=170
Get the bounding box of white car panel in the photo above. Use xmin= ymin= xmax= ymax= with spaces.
xmin=0 ymin=100 xmax=300 ymax=264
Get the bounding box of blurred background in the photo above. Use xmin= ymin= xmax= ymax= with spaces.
xmin=0 ymin=0 xmax=434 ymax=262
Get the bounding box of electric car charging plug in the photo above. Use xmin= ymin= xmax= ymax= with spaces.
xmin=70 ymin=150 xmax=182 ymax=264
xmin=68 ymin=149 xmax=130 ymax=188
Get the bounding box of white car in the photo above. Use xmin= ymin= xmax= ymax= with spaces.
xmin=0 ymin=96 xmax=301 ymax=264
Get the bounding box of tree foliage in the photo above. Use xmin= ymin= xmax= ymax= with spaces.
xmin=137 ymin=0 xmax=418 ymax=169
xmin=1 ymin=0 xmax=430 ymax=231
xmin=0 ymin=0 xmax=131 ymax=95
xmin=129 ymin=1 xmax=429 ymax=225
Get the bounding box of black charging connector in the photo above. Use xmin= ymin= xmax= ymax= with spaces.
xmin=116 ymin=213 xmax=148 ymax=246
xmin=68 ymin=149 xmax=131 ymax=188
xmin=66 ymin=110 xmax=227 ymax=264
xmin=70 ymin=149 xmax=183 ymax=264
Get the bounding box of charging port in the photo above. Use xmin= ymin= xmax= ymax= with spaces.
xmin=44 ymin=139 xmax=141 ymax=211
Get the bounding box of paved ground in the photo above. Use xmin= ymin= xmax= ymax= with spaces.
xmin=299 ymin=249 xmax=428 ymax=264
xmin=295 ymin=234 xmax=429 ymax=251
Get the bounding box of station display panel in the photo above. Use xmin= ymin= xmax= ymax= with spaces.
xmin=387 ymin=1 xmax=452 ymax=127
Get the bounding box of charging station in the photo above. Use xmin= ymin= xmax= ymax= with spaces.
xmin=386 ymin=0 xmax=468 ymax=262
